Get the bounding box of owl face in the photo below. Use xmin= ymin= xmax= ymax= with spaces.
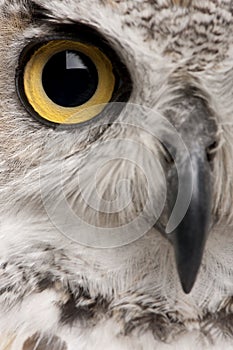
xmin=1 ymin=0 xmax=233 ymax=304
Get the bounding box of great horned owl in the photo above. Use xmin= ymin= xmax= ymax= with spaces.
xmin=0 ymin=0 xmax=233 ymax=349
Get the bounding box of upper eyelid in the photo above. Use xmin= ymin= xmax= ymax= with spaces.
xmin=23 ymin=23 xmax=116 ymax=53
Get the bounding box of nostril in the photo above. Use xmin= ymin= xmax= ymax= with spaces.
xmin=164 ymin=149 xmax=175 ymax=165
xmin=160 ymin=141 xmax=176 ymax=166
xmin=206 ymin=140 xmax=218 ymax=163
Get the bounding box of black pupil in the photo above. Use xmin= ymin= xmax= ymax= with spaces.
xmin=42 ymin=50 xmax=98 ymax=107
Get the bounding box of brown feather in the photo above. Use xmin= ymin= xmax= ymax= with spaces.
xmin=23 ymin=334 xmax=67 ymax=350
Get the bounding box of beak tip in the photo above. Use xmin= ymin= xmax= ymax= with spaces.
xmin=180 ymin=275 xmax=196 ymax=294
xmin=176 ymin=254 xmax=202 ymax=294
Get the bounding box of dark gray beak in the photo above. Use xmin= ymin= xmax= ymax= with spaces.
xmin=156 ymin=95 xmax=217 ymax=293
xmin=166 ymin=150 xmax=212 ymax=293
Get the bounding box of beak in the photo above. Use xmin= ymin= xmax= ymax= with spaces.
xmin=157 ymin=146 xmax=213 ymax=294
xmin=154 ymin=93 xmax=217 ymax=293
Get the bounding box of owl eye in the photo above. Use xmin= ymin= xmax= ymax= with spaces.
xmin=16 ymin=39 xmax=125 ymax=127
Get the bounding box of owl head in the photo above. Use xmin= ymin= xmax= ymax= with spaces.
xmin=0 ymin=0 xmax=233 ymax=301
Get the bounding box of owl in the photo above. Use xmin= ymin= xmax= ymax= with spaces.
xmin=0 ymin=0 xmax=233 ymax=349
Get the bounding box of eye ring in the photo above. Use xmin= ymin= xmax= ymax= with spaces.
xmin=16 ymin=39 xmax=116 ymax=126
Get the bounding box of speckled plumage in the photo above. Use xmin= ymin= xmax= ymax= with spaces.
xmin=1 ymin=0 xmax=233 ymax=349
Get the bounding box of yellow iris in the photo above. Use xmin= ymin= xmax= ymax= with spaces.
xmin=23 ymin=40 xmax=115 ymax=125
